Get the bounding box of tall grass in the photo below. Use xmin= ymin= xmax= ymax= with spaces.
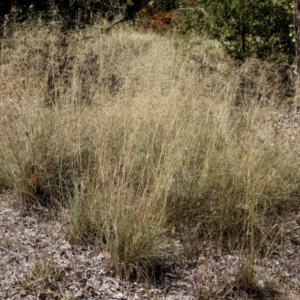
xmin=1 ymin=23 xmax=299 ymax=281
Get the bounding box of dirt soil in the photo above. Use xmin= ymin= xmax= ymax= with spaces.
xmin=1 ymin=193 xmax=300 ymax=300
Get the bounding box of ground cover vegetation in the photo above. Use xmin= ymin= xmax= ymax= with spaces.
xmin=1 ymin=0 xmax=300 ymax=299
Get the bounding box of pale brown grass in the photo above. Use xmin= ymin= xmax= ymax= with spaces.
xmin=0 ymin=23 xmax=300 ymax=288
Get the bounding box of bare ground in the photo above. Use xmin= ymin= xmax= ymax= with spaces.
xmin=1 ymin=193 xmax=300 ymax=300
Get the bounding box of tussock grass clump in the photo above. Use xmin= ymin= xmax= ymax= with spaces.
xmin=1 ymin=23 xmax=300 ymax=281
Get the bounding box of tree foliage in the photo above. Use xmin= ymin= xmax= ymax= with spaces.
xmin=0 ymin=0 xmax=152 ymax=29
xmin=175 ymin=0 xmax=294 ymax=61
xmin=0 ymin=0 xmax=296 ymax=62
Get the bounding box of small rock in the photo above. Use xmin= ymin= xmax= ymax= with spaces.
xmin=113 ymin=292 xmax=126 ymax=299
xmin=257 ymin=280 xmax=264 ymax=288
xmin=74 ymin=290 xmax=84 ymax=298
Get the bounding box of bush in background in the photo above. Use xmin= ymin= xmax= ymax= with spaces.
xmin=173 ymin=0 xmax=294 ymax=62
